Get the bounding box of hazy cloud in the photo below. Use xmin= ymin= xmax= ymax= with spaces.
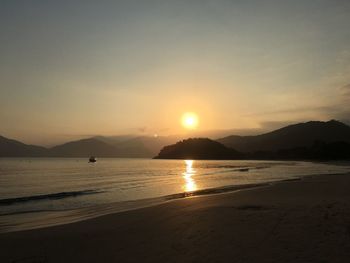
xmin=138 ymin=127 xmax=147 ymax=133
xmin=1 ymin=1 xmax=350 ymax=144
xmin=245 ymin=105 xmax=341 ymax=119
xmin=259 ymin=121 xmax=297 ymax=131
xmin=341 ymin=83 xmax=350 ymax=97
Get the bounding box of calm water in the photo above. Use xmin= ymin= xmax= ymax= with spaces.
xmin=0 ymin=158 xmax=350 ymax=231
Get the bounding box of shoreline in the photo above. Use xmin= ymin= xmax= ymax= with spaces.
xmin=0 ymin=180 xmax=277 ymax=233
xmin=0 ymin=171 xmax=347 ymax=234
xmin=0 ymin=172 xmax=322 ymax=234
xmin=2 ymin=172 xmax=350 ymax=262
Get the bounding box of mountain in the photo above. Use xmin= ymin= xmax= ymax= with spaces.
xmin=119 ymin=135 xmax=181 ymax=156
xmin=279 ymin=141 xmax=350 ymax=160
xmin=154 ymin=138 xmax=350 ymax=161
xmin=47 ymin=135 xmax=181 ymax=158
xmin=48 ymin=138 xmax=120 ymax=157
xmin=249 ymin=141 xmax=350 ymax=161
xmin=0 ymin=135 xmax=47 ymax=157
xmin=218 ymin=120 xmax=350 ymax=152
xmin=95 ymin=135 xmax=181 ymax=157
xmin=2 ymin=120 xmax=350 ymax=159
xmin=93 ymin=135 xmax=136 ymax=145
xmin=154 ymin=138 xmax=244 ymax=160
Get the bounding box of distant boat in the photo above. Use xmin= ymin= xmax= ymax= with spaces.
xmin=237 ymin=168 xmax=249 ymax=172
xmin=89 ymin=156 xmax=97 ymax=163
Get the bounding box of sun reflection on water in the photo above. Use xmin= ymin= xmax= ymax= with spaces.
xmin=183 ymin=160 xmax=197 ymax=193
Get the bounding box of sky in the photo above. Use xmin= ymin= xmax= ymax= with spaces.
xmin=1 ymin=0 xmax=350 ymax=145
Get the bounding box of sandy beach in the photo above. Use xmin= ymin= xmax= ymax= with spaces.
xmin=1 ymin=172 xmax=350 ymax=263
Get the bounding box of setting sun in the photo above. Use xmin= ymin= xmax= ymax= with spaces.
xmin=181 ymin=112 xmax=199 ymax=130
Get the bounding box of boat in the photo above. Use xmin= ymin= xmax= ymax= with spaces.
xmin=89 ymin=156 xmax=97 ymax=163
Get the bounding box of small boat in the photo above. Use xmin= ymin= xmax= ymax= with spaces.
xmin=237 ymin=168 xmax=249 ymax=172
xmin=89 ymin=156 xmax=97 ymax=163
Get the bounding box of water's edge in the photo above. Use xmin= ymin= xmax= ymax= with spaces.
xmin=0 ymin=172 xmax=340 ymax=234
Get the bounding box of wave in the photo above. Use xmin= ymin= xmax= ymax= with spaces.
xmin=163 ymin=182 xmax=273 ymax=200
xmin=1 ymin=174 xmax=341 ymax=233
xmin=0 ymin=190 xmax=103 ymax=206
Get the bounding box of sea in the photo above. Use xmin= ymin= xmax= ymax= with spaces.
xmin=1 ymin=158 xmax=350 ymax=232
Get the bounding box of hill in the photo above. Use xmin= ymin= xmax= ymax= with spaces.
xmin=1 ymin=120 xmax=350 ymax=159
xmin=154 ymin=138 xmax=244 ymax=160
xmin=0 ymin=134 xmax=180 ymax=158
xmin=47 ymin=135 xmax=181 ymax=158
xmin=249 ymin=141 xmax=350 ymax=160
xmin=218 ymin=120 xmax=350 ymax=152
xmin=0 ymin=136 xmax=47 ymax=157
xmin=116 ymin=135 xmax=180 ymax=157
xmin=48 ymin=138 xmax=120 ymax=157
xmin=93 ymin=135 xmax=180 ymax=157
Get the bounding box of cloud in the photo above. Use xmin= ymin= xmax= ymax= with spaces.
xmin=258 ymin=120 xmax=298 ymax=131
xmin=245 ymin=105 xmax=340 ymax=118
xmin=341 ymin=83 xmax=350 ymax=97
xmin=138 ymin=127 xmax=147 ymax=133
xmin=333 ymin=83 xmax=350 ymax=124
xmin=244 ymin=81 xmax=350 ymax=128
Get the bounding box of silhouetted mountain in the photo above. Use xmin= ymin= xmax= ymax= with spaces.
xmin=120 ymin=136 xmax=181 ymax=156
xmin=218 ymin=120 xmax=350 ymax=152
xmin=249 ymin=141 xmax=350 ymax=161
xmin=154 ymin=138 xmax=244 ymax=160
xmin=93 ymin=135 xmax=136 ymax=145
xmin=48 ymin=138 xmax=119 ymax=157
xmin=95 ymin=135 xmax=181 ymax=157
xmin=46 ymin=135 xmax=181 ymax=158
xmin=0 ymin=135 xmax=47 ymax=157
xmin=2 ymin=120 xmax=350 ymax=159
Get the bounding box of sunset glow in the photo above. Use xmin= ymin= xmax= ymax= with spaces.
xmin=181 ymin=112 xmax=199 ymax=130
xmin=183 ymin=160 xmax=197 ymax=192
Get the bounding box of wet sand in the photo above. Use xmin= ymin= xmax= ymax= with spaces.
xmin=1 ymin=173 xmax=350 ymax=262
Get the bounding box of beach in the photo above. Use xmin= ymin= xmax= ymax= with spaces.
xmin=1 ymin=172 xmax=350 ymax=263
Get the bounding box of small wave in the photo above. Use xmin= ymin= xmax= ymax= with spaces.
xmin=204 ymin=164 xmax=250 ymax=169
xmin=203 ymin=164 xmax=271 ymax=171
xmin=163 ymin=182 xmax=271 ymax=200
xmin=0 ymin=190 xmax=103 ymax=206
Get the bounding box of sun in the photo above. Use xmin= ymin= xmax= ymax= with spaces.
xmin=181 ymin=112 xmax=199 ymax=130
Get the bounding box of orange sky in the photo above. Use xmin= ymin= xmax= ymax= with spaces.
xmin=1 ymin=1 xmax=350 ymax=145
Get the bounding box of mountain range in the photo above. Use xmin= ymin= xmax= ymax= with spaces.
xmin=0 ymin=136 xmax=47 ymax=157
xmin=0 ymin=134 xmax=180 ymax=158
xmin=154 ymin=138 xmax=350 ymax=161
xmin=217 ymin=120 xmax=350 ymax=152
xmin=1 ymin=120 xmax=350 ymax=159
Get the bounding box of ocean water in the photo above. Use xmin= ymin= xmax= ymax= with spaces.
xmin=0 ymin=158 xmax=350 ymax=232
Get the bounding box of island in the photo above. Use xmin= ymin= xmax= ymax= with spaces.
xmin=154 ymin=138 xmax=244 ymax=160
